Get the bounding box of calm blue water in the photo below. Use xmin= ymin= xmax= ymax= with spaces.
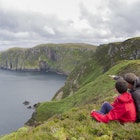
xmin=0 ymin=69 xmax=66 ymax=136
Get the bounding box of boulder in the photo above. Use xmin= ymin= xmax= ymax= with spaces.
xmin=23 ymin=101 xmax=30 ymax=105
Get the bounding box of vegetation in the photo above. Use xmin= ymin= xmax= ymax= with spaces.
xmin=1 ymin=37 xmax=140 ymax=139
xmin=1 ymin=60 xmax=140 ymax=140
xmin=0 ymin=43 xmax=96 ymax=74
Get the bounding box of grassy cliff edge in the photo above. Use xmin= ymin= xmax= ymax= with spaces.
xmin=1 ymin=60 xmax=140 ymax=140
xmin=1 ymin=37 xmax=140 ymax=139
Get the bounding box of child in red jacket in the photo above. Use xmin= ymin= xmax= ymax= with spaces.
xmin=90 ymin=79 xmax=136 ymax=124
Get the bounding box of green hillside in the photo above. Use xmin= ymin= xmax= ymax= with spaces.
xmin=1 ymin=60 xmax=140 ymax=140
xmin=0 ymin=43 xmax=96 ymax=75
xmin=53 ymin=37 xmax=140 ymax=100
xmin=0 ymin=37 xmax=140 ymax=139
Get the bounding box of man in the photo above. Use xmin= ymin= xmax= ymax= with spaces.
xmin=124 ymin=73 xmax=140 ymax=122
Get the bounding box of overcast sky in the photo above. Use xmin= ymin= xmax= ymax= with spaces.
xmin=0 ymin=0 xmax=140 ymax=50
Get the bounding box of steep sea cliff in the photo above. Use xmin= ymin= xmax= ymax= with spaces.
xmin=0 ymin=43 xmax=96 ymax=75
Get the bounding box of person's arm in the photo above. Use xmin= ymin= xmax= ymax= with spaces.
xmin=132 ymin=90 xmax=140 ymax=115
xmin=108 ymin=75 xmax=122 ymax=80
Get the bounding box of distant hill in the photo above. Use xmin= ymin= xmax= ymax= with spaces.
xmin=0 ymin=37 xmax=140 ymax=140
xmin=0 ymin=43 xmax=96 ymax=75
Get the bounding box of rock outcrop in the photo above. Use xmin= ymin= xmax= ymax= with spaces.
xmin=94 ymin=37 xmax=140 ymax=72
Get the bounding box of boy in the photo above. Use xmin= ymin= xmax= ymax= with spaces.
xmin=90 ymin=79 xmax=136 ymax=124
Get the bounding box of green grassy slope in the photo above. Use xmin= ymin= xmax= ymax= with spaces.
xmin=53 ymin=37 xmax=140 ymax=100
xmin=29 ymin=60 xmax=140 ymax=123
xmin=1 ymin=60 xmax=140 ymax=140
xmin=53 ymin=58 xmax=103 ymax=100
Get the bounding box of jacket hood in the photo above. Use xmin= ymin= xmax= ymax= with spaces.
xmin=118 ymin=92 xmax=133 ymax=103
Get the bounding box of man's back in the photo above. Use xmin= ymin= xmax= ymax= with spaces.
xmin=132 ymin=87 xmax=140 ymax=121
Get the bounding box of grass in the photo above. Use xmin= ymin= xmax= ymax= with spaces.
xmin=1 ymin=105 xmax=140 ymax=140
xmin=26 ymin=60 xmax=140 ymax=124
xmin=1 ymin=60 xmax=140 ymax=140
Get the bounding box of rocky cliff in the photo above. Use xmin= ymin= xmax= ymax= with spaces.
xmin=53 ymin=37 xmax=140 ymax=100
xmin=95 ymin=37 xmax=140 ymax=72
xmin=1 ymin=37 xmax=140 ymax=140
xmin=0 ymin=43 xmax=96 ymax=75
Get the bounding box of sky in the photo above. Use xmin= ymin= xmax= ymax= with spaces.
xmin=0 ymin=0 xmax=140 ymax=51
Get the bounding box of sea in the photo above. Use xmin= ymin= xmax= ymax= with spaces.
xmin=0 ymin=69 xmax=66 ymax=136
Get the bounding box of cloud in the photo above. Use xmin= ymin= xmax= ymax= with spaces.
xmin=0 ymin=6 xmax=96 ymax=50
xmin=0 ymin=8 xmax=73 ymax=48
xmin=78 ymin=0 xmax=140 ymax=43
xmin=108 ymin=0 xmax=140 ymax=37
xmin=0 ymin=0 xmax=140 ymax=50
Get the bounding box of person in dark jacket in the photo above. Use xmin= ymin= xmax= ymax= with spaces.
xmin=90 ymin=79 xmax=136 ymax=124
xmin=124 ymin=73 xmax=140 ymax=122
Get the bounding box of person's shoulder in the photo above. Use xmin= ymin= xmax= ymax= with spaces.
xmin=133 ymin=88 xmax=140 ymax=97
xmin=134 ymin=87 xmax=140 ymax=92
xmin=134 ymin=77 xmax=140 ymax=88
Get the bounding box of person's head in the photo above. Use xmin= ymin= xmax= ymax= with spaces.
xmin=123 ymin=73 xmax=137 ymax=89
xmin=115 ymin=79 xmax=128 ymax=94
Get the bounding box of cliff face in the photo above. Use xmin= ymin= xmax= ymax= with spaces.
xmin=53 ymin=37 xmax=140 ymax=100
xmin=94 ymin=37 xmax=140 ymax=72
xmin=1 ymin=37 xmax=140 ymax=140
xmin=0 ymin=43 xmax=96 ymax=75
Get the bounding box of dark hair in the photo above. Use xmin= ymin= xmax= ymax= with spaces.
xmin=124 ymin=73 xmax=137 ymax=85
xmin=115 ymin=79 xmax=128 ymax=94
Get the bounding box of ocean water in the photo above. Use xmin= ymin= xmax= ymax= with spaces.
xmin=0 ymin=69 xmax=66 ymax=136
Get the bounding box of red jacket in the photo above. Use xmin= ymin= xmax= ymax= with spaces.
xmin=91 ymin=92 xmax=136 ymax=123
